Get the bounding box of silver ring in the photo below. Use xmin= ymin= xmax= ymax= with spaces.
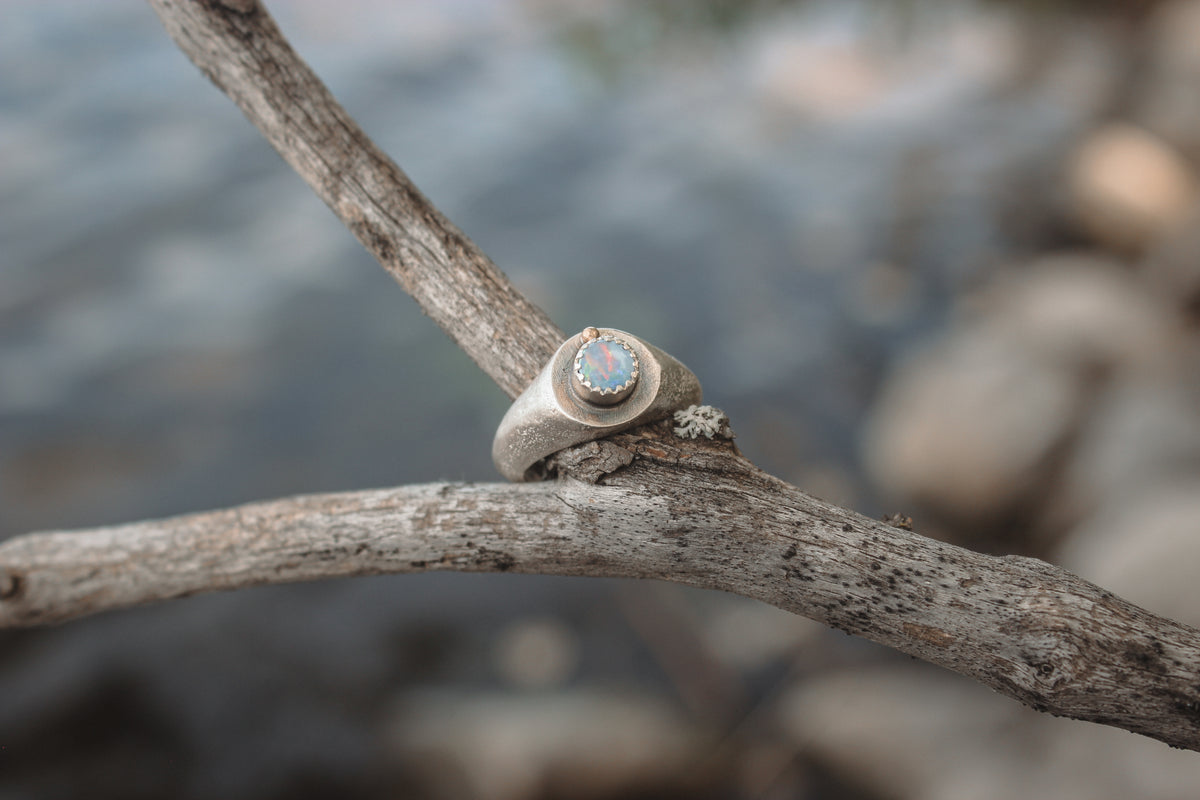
xmin=493 ymin=327 xmax=702 ymax=481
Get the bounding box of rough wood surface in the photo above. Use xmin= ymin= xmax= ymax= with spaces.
xmin=5 ymin=423 xmax=1200 ymax=749
xmin=4 ymin=0 xmax=1200 ymax=754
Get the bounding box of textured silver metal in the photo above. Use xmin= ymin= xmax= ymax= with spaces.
xmin=493 ymin=328 xmax=702 ymax=481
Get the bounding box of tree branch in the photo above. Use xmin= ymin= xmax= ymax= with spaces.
xmin=4 ymin=0 xmax=1199 ymax=754
xmin=5 ymin=425 xmax=1200 ymax=749
xmin=147 ymin=0 xmax=561 ymax=398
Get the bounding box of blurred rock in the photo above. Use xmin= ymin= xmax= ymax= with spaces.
xmin=1062 ymin=366 xmax=1200 ymax=509
xmin=977 ymin=255 xmax=1174 ymax=372
xmin=1136 ymin=0 xmax=1200 ymax=161
xmin=751 ymin=11 xmax=1024 ymax=124
xmin=780 ymin=666 xmax=1200 ymax=800
xmin=1068 ymin=123 xmax=1198 ymax=252
xmin=699 ymin=599 xmax=822 ymax=673
xmin=734 ymin=739 xmax=811 ymax=800
xmin=865 ymin=326 xmax=1080 ymax=524
xmin=851 ymin=260 xmax=918 ymax=327
xmin=1060 ymin=481 xmax=1200 ymax=628
xmin=787 ymin=462 xmax=860 ymax=511
xmin=865 ymin=255 xmax=1175 ymax=534
xmin=1144 ymin=207 xmax=1200 ymax=315
xmin=385 ymin=690 xmax=715 ymax=800
xmin=493 ymin=617 xmax=579 ymax=689
xmin=753 ymin=36 xmax=889 ymax=122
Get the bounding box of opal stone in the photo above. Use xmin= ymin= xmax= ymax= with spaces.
xmin=576 ymin=338 xmax=637 ymax=393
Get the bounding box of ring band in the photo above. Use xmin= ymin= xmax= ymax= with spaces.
xmin=493 ymin=327 xmax=702 ymax=481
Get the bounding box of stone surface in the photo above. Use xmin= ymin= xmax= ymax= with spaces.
xmin=699 ymin=598 xmax=822 ymax=672
xmin=1136 ymin=0 xmax=1200 ymax=160
xmin=978 ymin=255 xmax=1174 ymax=371
xmin=385 ymin=690 xmax=710 ymax=800
xmin=1144 ymin=208 xmax=1200 ymax=313
xmin=865 ymin=254 xmax=1178 ymax=532
xmin=780 ymin=665 xmax=1200 ymax=800
xmin=1062 ymin=367 xmax=1200 ymax=510
xmin=1068 ymin=123 xmax=1198 ymax=251
xmin=493 ymin=617 xmax=580 ymax=689
xmin=1061 ymin=481 xmax=1200 ymax=629
xmin=864 ymin=327 xmax=1080 ymax=523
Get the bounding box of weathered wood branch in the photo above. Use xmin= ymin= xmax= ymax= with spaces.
xmin=147 ymin=0 xmax=561 ymax=398
xmin=5 ymin=425 xmax=1200 ymax=749
xmin=2 ymin=0 xmax=1199 ymax=754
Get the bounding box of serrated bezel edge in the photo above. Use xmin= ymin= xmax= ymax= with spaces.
xmin=573 ymin=334 xmax=640 ymax=395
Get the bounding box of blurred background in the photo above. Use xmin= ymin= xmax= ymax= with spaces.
xmin=3 ymin=0 xmax=1200 ymax=797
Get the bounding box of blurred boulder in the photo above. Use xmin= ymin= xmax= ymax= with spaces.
xmin=976 ymin=255 xmax=1174 ymax=371
xmin=753 ymin=37 xmax=889 ymax=122
xmin=1136 ymin=0 xmax=1200 ymax=161
xmin=865 ymin=255 xmax=1175 ymax=538
xmin=780 ymin=666 xmax=1200 ymax=800
xmin=1068 ymin=122 xmax=1198 ymax=252
xmin=1144 ymin=207 xmax=1200 ymax=316
xmin=385 ymin=690 xmax=716 ymax=800
xmin=1061 ymin=365 xmax=1200 ymax=510
xmin=699 ymin=598 xmax=823 ymax=673
xmin=865 ymin=327 xmax=1079 ymax=524
xmin=1060 ymin=480 xmax=1200 ymax=628
xmin=493 ymin=618 xmax=580 ymax=690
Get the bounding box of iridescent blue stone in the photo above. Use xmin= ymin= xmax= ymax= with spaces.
xmin=576 ymin=338 xmax=637 ymax=394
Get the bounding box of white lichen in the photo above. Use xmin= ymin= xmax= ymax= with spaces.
xmin=673 ymin=405 xmax=734 ymax=440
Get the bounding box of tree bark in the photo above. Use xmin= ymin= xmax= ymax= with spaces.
xmin=2 ymin=0 xmax=1200 ymax=753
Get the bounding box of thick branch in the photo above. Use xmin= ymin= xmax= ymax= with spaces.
xmin=4 ymin=426 xmax=1200 ymax=750
xmin=146 ymin=0 xmax=561 ymax=398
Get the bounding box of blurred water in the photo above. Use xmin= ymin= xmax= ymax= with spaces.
xmin=0 ymin=1 xmax=1098 ymax=797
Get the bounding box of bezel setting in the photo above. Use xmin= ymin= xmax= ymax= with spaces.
xmin=571 ymin=333 xmax=640 ymax=406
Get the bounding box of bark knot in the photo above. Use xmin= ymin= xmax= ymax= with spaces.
xmin=553 ymin=440 xmax=634 ymax=484
xmin=0 ymin=571 xmax=23 ymax=601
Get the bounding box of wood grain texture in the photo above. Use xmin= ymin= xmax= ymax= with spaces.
xmin=6 ymin=0 xmax=1199 ymax=754
xmin=4 ymin=424 xmax=1200 ymax=749
xmin=146 ymin=0 xmax=562 ymax=398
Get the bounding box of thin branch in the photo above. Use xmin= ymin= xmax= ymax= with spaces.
xmin=4 ymin=0 xmax=1199 ymax=755
xmin=4 ymin=427 xmax=1200 ymax=749
xmin=147 ymin=0 xmax=561 ymax=398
